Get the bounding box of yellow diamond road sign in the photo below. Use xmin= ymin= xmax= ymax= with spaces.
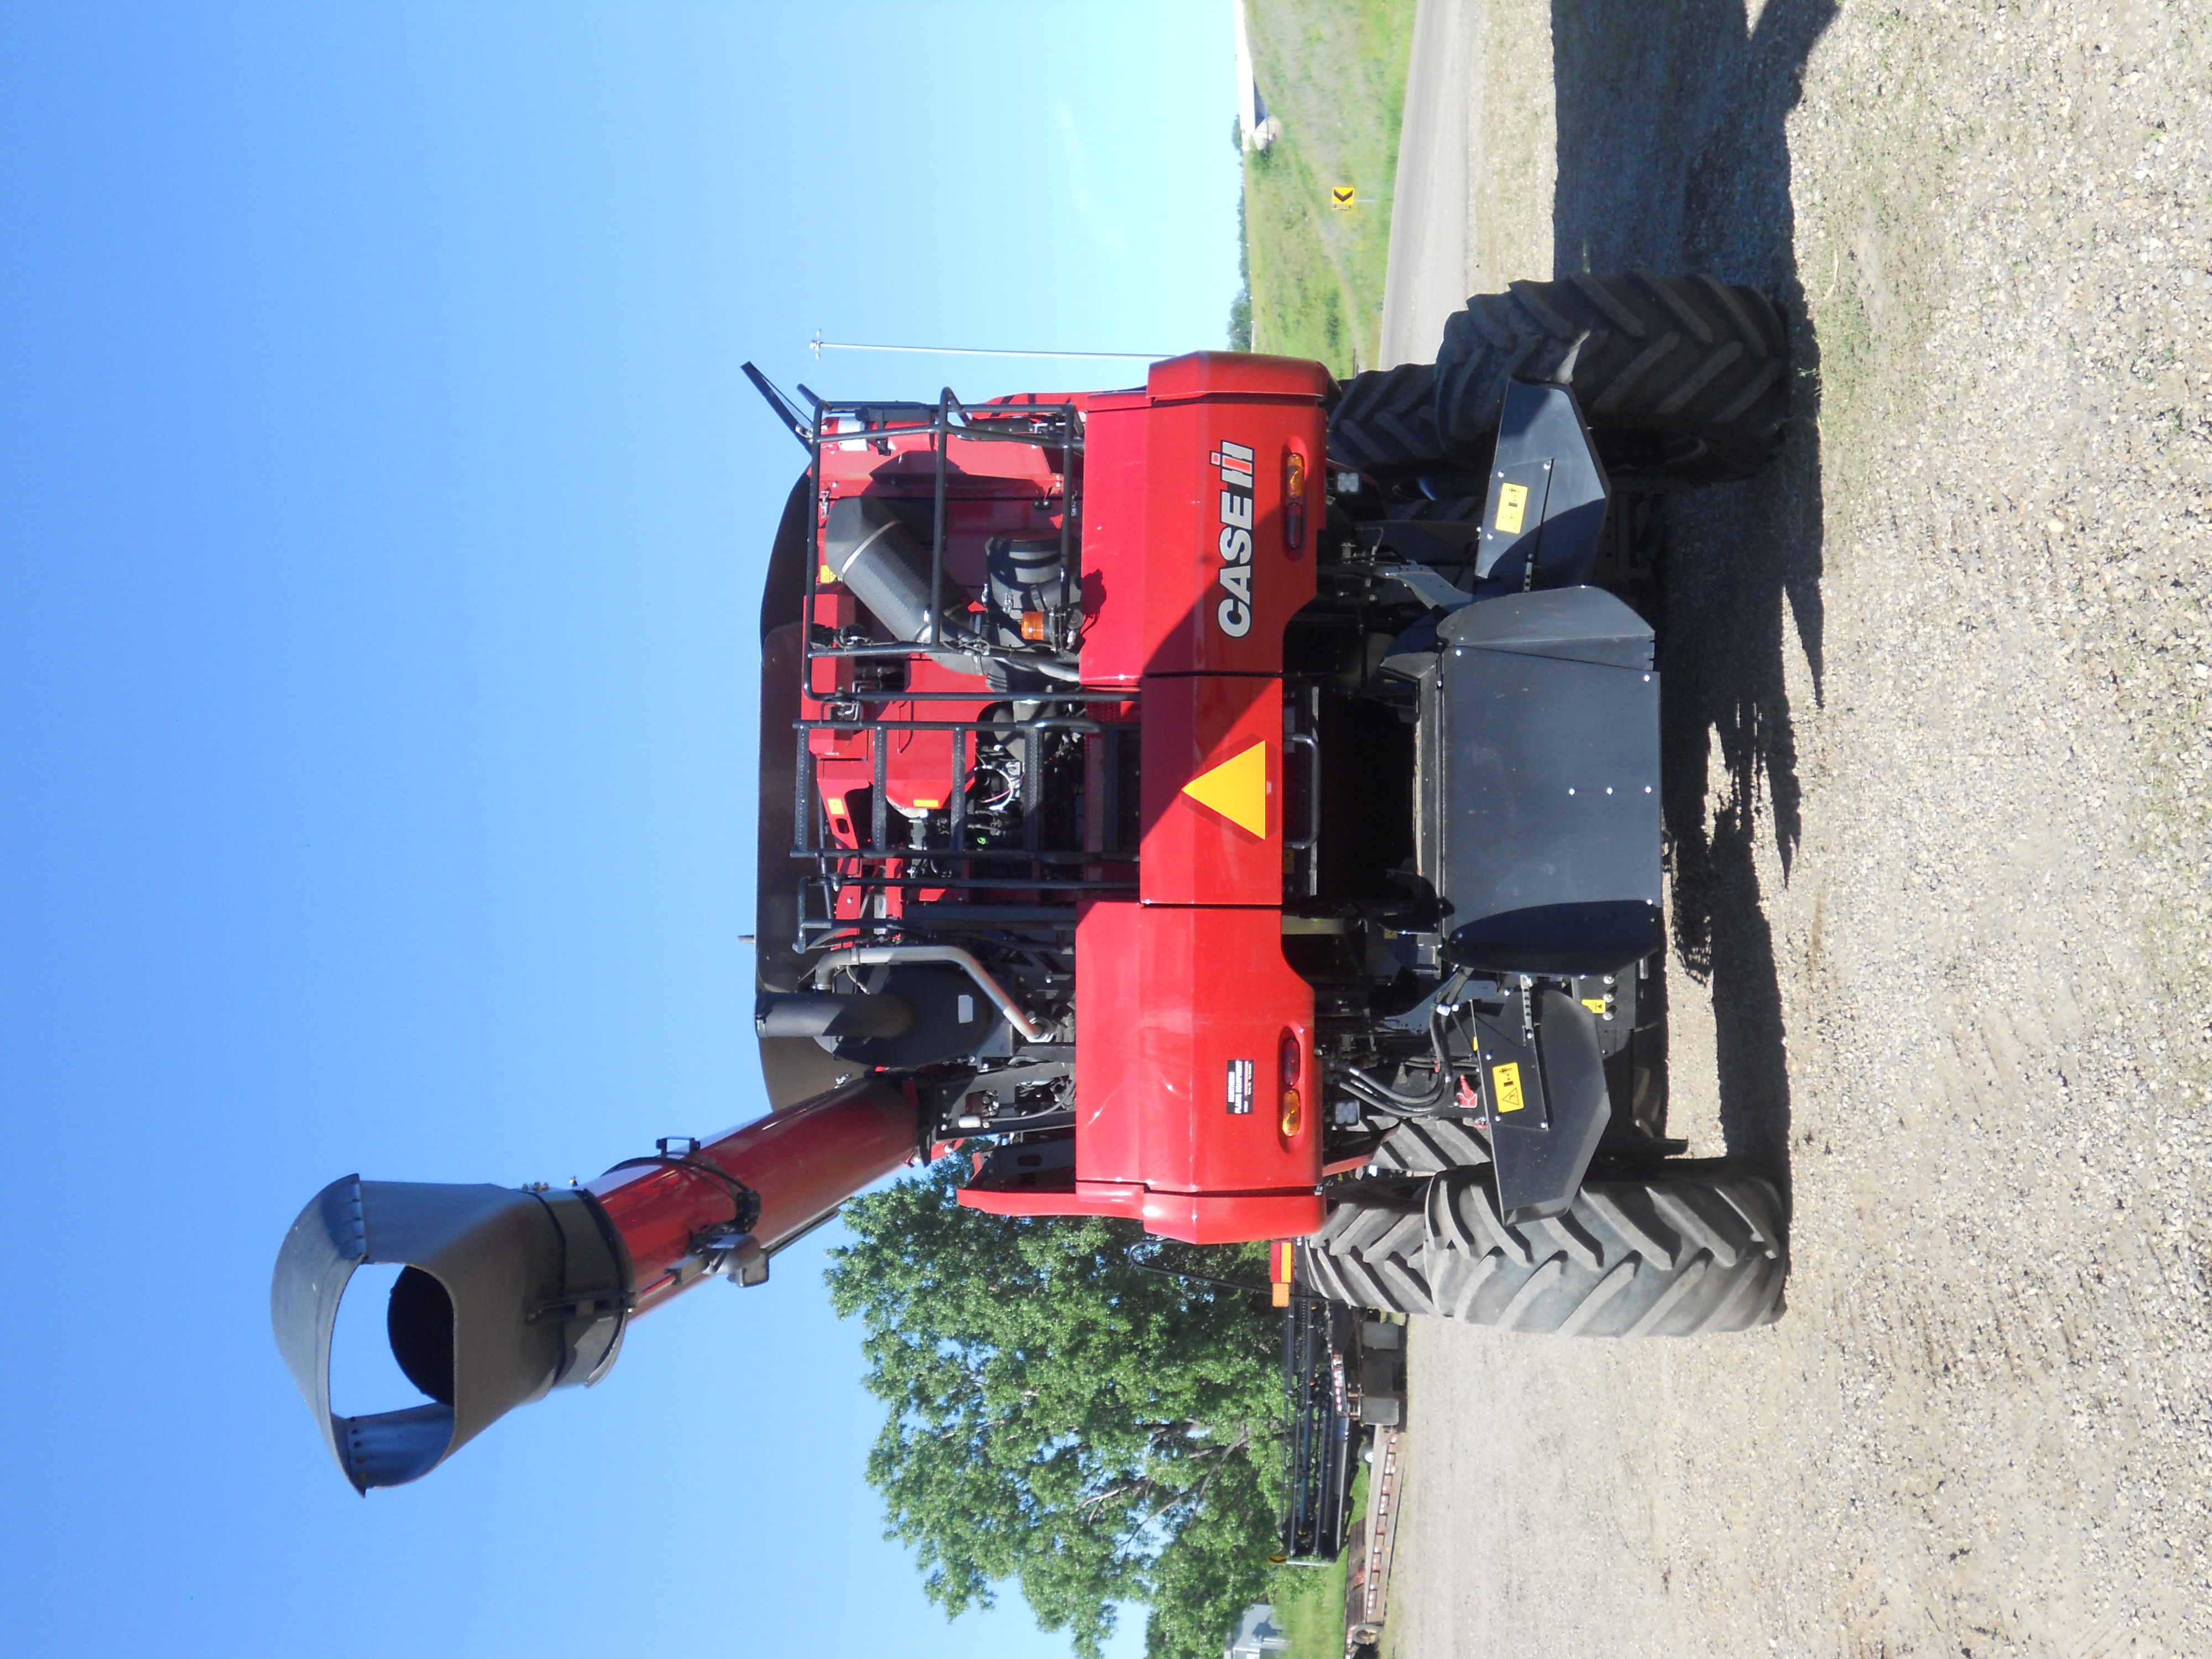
xmin=1181 ymin=741 xmax=1269 ymax=837
xmin=1331 ymin=185 xmax=1355 ymax=210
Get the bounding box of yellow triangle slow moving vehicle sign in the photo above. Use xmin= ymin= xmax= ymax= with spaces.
xmin=1180 ymin=740 xmax=1269 ymax=838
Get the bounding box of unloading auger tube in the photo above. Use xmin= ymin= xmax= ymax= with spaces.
xmin=270 ymin=1077 xmax=918 ymax=1491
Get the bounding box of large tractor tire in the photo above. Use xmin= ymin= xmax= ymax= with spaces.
xmin=1326 ymin=272 xmax=1790 ymax=488
xmin=1325 ymin=361 xmax=1444 ymax=477
xmin=1304 ymin=1161 xmax=1787 ymax=1338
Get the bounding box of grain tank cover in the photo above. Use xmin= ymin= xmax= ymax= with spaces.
xmin=272 ymin=1176 xmax=631 ymax=1492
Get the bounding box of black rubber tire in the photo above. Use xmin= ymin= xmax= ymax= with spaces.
xmin=1304 ymin=1161 xmax=1787 ymax=1337
xmin=1325 ymin=361 xmax=1444 ymax=475
xmin=1327 ymin=273 xmax=1790 ymax=488
xmin=1368 ymin=1116 xmax=1492 ymax=1176
xmin=1434 ymin=273 xmax=1789 ymax=486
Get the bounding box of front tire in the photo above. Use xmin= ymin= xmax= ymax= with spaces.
xmin=1305 ymin=1161 xmax=1787 ymax=1337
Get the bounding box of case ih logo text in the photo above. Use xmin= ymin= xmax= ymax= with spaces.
xmin=1210 ymin=440 xmax=1255 ymax=637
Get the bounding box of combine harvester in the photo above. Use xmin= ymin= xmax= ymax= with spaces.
xmin=276 ymin=274 xmax=1793 ymax=1491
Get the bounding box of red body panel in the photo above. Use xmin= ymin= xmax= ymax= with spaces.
xmin=1080 ymin=355 xmax=1324 ymax=685
xmin=1145 ymin=351 xmax=1334 ymax=406
xmin=960 ymin=1179 xmax=1321 ymax=1245
xmin=1138 ymin=673 xmax=1282 ymax=906
xmin=1071 ymin=901 xmax=1316 ymax=1194
xmin=1074 ymin=393 xmax=1150 ymax=687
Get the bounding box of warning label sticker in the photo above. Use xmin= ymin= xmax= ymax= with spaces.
xmin=1491 ymin=1061 xmax=1526 ymax=1113
xmin=1495 ymin=481 xmax=1529 ymax=535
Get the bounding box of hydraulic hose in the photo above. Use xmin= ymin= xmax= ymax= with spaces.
xmin=1339 ymin=1008 xmax=1467 ymax=1113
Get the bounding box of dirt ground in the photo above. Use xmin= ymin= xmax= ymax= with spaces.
xmin=1389 ymin=2 xmax=2212 ymax=1655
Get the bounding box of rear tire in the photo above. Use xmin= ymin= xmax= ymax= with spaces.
xmin=1305 ymin=1161 xmax=1787 ymax=1337
xmin=1326 ymin=272 xmax=1790 ymax=488
xmin=1325 ymin=361 xmax=1444 ymax=476
xmin=1437 ymin=273 xmax=1788 ymax=487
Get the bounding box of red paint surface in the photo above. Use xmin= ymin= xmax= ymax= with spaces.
xmin=1135 ymin=1187 xmax=1321 ymax=1245
xmin=1079 ymin=356 xmax=1323 ymax=685
xmin=589 ymin=1081 xmax=918 ymax=1316
xmin=957 ymin=1178 xmax=1320 ymax=1244
xmin=1074 ymin=394 xmax=1150 ymax=687
xmin=1145 ymin=351 xmax=1333 ymax=406
xmin=1138 ymin=673 xmax=1282 ymax=906
xmin=1070 ymin=900 xmax=1316 ymax=1207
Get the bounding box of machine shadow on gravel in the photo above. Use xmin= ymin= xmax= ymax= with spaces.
xmin=1552 ymin=0 xmax=1838 ymax=1205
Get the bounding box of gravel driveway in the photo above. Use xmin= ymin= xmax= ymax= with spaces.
xmin=1389 ymin=3 xmax=2212 ymax=1654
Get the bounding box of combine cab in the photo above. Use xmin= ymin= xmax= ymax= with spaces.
xmin=275 ymin=274 xmax=1791 ymax=1493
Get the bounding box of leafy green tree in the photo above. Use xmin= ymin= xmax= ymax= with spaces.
xmin=826 ymin=1161 xmax=1283 ymax=1659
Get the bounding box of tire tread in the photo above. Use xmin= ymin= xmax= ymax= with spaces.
xmin=1431 ymin=272 xmax=1790 ymax=482
xmin=1304 ymin=1162 xmax=1787 ymax=1338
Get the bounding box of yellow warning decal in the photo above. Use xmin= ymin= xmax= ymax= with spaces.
xmin=1495 ymin=481 xmax=1528 ymax=535
xmin=1181 ymin=740 xmax=1269 ymax=837
xmin=1582 ymin=997 xmax=1607 ymax=1014
xmin=1331 ymin=185 xmax=1357 ymax=210
xmin=1491 ymin=1061 xmax=1525 ymax=1113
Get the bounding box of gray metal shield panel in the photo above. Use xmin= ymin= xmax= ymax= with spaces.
xmin=1431 ymin=590 xmax=1662 ymax=974
xmin=1474 ymin=382 xmax=1610 ymax=592
xmin=1480 ymin=990 xmax=1615 ymax=1222
xmin=1439 ymin=585 xmax=1653 ymax=670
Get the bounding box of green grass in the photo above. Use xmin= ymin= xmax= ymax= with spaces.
xmin=1265 ymin=1457 xmax=1371 ymax=1659
xmin=1237 ymin=0 xmax=1416 ymax=374
xmin=1266 ymin=1554 xmax=1349 ymax=1659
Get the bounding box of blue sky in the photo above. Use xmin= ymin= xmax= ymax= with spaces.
xmin=0 ymin=5 xmax=1240 ymax=1653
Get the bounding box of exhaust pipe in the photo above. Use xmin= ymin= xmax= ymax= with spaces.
xmin=273 ymin=1077 xmax=919 ymax=1491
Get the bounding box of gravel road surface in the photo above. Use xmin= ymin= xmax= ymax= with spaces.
xmin=1377 ymin=0 xmax=1470 ymax=366
xmin=1378 ymin=0 xmax=1554 ymax=367
xmin=1385 ymin=3 xmax=2212 ymax=1655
